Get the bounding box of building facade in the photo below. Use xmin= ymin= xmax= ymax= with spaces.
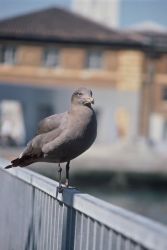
xmin=0 ymin=7 xmax=150 ymax=145
xmin=139 ymin=31 xmax=167 ymax=143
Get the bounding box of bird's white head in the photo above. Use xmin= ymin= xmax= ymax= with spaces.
xmin=71 ymin=87 xmax=94 ymax=108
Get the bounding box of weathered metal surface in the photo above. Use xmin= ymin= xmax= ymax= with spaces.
xmin=0 ymin=164 xmax=167 ymax=250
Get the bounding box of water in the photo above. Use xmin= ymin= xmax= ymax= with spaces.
xmin=81 ymin=187 xmax=167 ymax=225
xmin=71 ymin=173 xmax=167 ymax=226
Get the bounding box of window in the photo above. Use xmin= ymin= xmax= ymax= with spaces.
xmin=0 ymin=46 xmax=17 ymax=65
xmin=43 ymin=47 xmax=60 ymax=68
xmin=86 ymin=50 xmax=103 ymax=69
xmin=162 ymin=86 xmax=167 ymax=101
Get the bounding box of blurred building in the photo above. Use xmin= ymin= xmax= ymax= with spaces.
xmin=0 ymin=100 xmax=25 ymax=145
xmin=136 ymin=30 xmax=167 ymax=143
xmin=0 ymin=7 xmax=163 ymax=145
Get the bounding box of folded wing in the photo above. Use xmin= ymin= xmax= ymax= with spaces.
xmin=37 ymin=112 xmax=67 ymax=134
xmin=20 ymin=112 xmax=68 ymax=160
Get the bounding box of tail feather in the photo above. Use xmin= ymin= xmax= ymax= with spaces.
xmin=5 ymin=157 xmax=24 ymax=169
xmin=5 ymin=164 xmax=13 ymax=169
xmin=11 ymin=158 xmax=22 ymax=166
xmin=5 ymin=156 xmax=34 ymax=169
xmin=4 ymin=157 xmax=20 ymax=169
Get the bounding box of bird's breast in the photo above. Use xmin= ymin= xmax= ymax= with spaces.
xmin=59 ymin=112 xmax=97 ymax=160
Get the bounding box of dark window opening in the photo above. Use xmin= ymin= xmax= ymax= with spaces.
xmin=0 ymin=45 xmax=17 ymax=65
xmin=86 ymin=50 xmax=103 ymax=69
xmin=162 ymin=86 xmax=167 ymax=101
xmin=43 ymin=47 xmax=60 ymax=68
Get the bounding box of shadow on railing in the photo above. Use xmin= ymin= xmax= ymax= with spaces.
xmin=0 ymin=161 xmax=167 ymax=250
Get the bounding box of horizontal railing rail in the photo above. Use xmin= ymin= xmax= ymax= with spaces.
xmin=0 ymin=161 xmax=167 ymax=250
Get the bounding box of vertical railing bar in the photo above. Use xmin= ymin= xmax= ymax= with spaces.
xmin=58 ymin=202 xmax=63 ymax=250
xmin=59 ymin=203 xmax=64 ymax=250
xmin=52 ymin=197 xmax=58 ymax=250
xmin=36 ymin=188 xmax=41 ymax=248
xmin=21 ymin=181 xmax=27 ymax=250
xmin=37 ymin=189 xmax=42 ymax=250
xmin=48 ymin=197 xmax=53 ymax=250
xmin=68 ymin=207 xmax=72 ymax=248
xmin=116 ymin=234 xmax=122 ymax=250
xmin=34 ymin=188 xmax=37 ymax=250
xmin=108 ymin=230 xmax=113 ymax=250
xmin=79 ymin=213 xmax=84 ymax=250
xmin=61 ymin=203 xmax=65 ymax=249
xmin=125 ymin=238 xmax=131 ymax=250
xmin=46 ymin=194 xmax=51 ymax=249
xmin=50 ymin=196 xmax=54 ymax=249
xmin=92 ymin=220 xmax=97 ymax=250
xmin=56 ymin=202 xmax=60 ymax=250
xmin=99 ymin=225 xmax=104 ymax=250
xmin=135 ymin=244 xmax=143 ymax=250
xmin=40 ymin=189 xmax=45 ymax=250
xmin=45 ymin=194 xmax=49 ymax=249
xmin=73 ymin=210 xmax=79 ymax=250
xmin=45 ymin=193 xmax=48 ymax=249
xmin=22 ymin=183 xmax=33 ymax=250
xmin=68 ymin=206 xmax=76 ymax=250
xmin=42 ymin=191 xmax=47 ymax=250
xmin=38 ymin=190 xmax=43 ymax=250
xmin=38 ymin=191 xmax=43 ymax=250
xmin=49 ymin=196 xmax=54 ymax=249
xmin=18 ymin=181 xmax=22 ymax=250
xmin=85 ymin=216 xmax=90 ymax=250
xmin=39 ymin=190 xmax=43 ymax=250
xmin=30 ymin=186 xmax=34 ymax=250
xmin=42 ymin=192 xmax=46 ymax=250
xmin=33 ymin=188 xmax=37 ymax=249
xmin=48 ymin=196 xmax=51 ymax=250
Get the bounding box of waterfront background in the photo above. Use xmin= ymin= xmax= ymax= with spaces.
xmin=0 ymin=0 xmax=167 ymax=227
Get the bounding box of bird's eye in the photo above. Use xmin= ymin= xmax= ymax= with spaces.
xmin=77 ymin=92 xmax=82 ymax=96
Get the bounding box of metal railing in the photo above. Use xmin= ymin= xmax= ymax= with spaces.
xmin=0 ymin=164 xmax=167 ymax=250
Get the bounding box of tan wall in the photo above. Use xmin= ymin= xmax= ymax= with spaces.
xmin=17 ymin=46 xmax=43 ymax=66
xmin=117 ymin=50 xmax=144 ymax=91
xmin=140 ymin=58 xmax=167 ymax=137
xmin=0 ymin=43 xmax=119 ymax=87
xmin=155 ymin=54 xmax=167 ymax=74
xmin=61 ymin=48 xmax=86 ymax=69
xmin=103 ymin=50 xmax=118 ymax=71
xmin=0 ymin=42 xmax=148 ymax=91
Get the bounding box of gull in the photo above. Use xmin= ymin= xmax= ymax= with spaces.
xmin=5 ymin=87 xmax=97 ymax=190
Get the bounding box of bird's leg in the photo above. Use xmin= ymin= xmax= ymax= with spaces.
xmin=58 ymin=163 xmax=63 ymax=192
xmin=65 ymin=161 xmax=70 ymax=187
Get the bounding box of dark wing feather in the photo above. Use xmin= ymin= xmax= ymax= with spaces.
xmin=6 ymin=112 xmax=69 ymax=167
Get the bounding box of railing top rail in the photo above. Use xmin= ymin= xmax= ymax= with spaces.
xmin=0 ymin=162 xmax=167 ymax=250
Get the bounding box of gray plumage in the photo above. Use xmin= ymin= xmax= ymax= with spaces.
xmin=5 ymin=88 xmax=97 ymax=183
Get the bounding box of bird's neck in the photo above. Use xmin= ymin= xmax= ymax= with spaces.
xmin=70 ymin=104 xmax=93 ymax=115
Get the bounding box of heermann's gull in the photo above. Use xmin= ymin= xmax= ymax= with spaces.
xmin=5 ymin=87 xmax=97 ymax=190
